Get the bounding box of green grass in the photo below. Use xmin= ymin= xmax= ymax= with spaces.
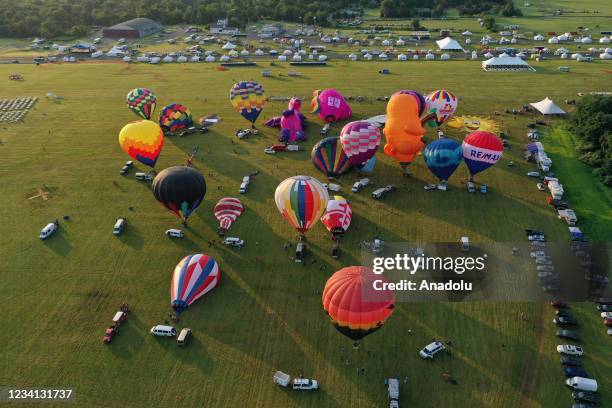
xmin=0 ymin=59 xmax=610 ymax=407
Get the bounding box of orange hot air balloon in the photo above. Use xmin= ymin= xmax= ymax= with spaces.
xmin=383 ymin=92 xmax=426 ymax=171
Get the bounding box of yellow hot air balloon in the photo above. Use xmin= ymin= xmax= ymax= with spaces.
xmin=118 ymin=120 xmax=164 ymax=168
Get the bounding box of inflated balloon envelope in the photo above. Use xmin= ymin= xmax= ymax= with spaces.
xmin=383 ymin=92 xmax=426 ymax=168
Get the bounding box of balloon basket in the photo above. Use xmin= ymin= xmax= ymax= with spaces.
xmin=352 ymin=342 xmax=360 ymax=350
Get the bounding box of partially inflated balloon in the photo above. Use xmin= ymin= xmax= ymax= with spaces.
xmin=321 ymin=196 xmax=352 ymax=236
xmin=311 ymin=89 xmax=352 ymax=123
xmin=214 ymin=197 xmax=244 ymax=234
xmin=339 ymin=121 xmax=381 ymax=166
xmin=126 ymin=88 xmax=157 ymax=119
xmin=152 ymin=166 xmax=206 ymax=223
xmin=462 ymin=131 xmax=503 ymax=177
xmin=159 ymin=103 xmax=193 ymax=131
xmin=311 ymin=137 xmax=352 ymax=177
xmin=274 ymin=175 xmax=329 ymax=235
xmin=229 ymin=81 xmax=266 ymax=124
xmin=322 ymin=266 xmax=395 ymax=346
xmin=118 ymin=120 xmax=164 ymax=168
xmin=424 ymin=138 xmax=463 ymax=182
xmin=171 ymin=254 xmax=220 ymax=315
xmin=425 ymin=90 xmax=458 ymax=127
xmin=383 ymin=92 xmax=426 ymax=168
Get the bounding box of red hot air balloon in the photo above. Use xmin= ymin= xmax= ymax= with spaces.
xmin=214 ymin=197 xmax=244 ymax=235
xmin=462 ymin=131 xmax=503 ymax=181
xmin=322 ymin=266 xmax=395 ymax=348
xmin=321 ymin=196 xmax=352 ymax=237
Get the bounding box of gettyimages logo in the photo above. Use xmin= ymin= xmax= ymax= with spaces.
xmin=372 ymin=254 xmax=487 ymax=275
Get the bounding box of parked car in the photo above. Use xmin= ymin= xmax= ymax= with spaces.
xmin=295 ymin=242 xmax=305 ymax=263
xmin=564 ymin=367 xmax=589 ymax=378
xmin=566 ymin=377 xmax=597 ymax=392
xmin=39 ymin=222 xmax=58 ymax=240
xmin=480 ymin=184 xmax=488 ymax=194
xmin=557 ymin=345 xmax=584 ymax=356
xmin=527 ymin=171 xmax=541 ymax=177
xmin=239 ymin=176 xmax=250 ymax=194
xmin=550 ymin=301 xmax=568 ymax=308
xmin=531 ymin=251 xmax=547 ymax=258
xmin=165 ymin=229 xmax=184 ymax=238
xmin=223 ymin=237 xmax=244 ymax=248
xmin=351 ymin=178 xmax=370 ymax=193
xmin=424 ymin=184 xmax=437 ymax=191
xmin=557 ymin=330 xmax=581 ymax=341
xmin=528 ymin=234 xmax=546 ymax=242
xmin=292 ymin=378 xmax=319 ymax=390
xmin=537 ymin=183 xmax=546 ymax=191
xmin=120 ymin=165 xmax=130 ymax=175
xmin=604 ymin=318 xmax=612 ymax=327
xmin=554 ymin=316 xmax=578 ymax=326
xmin=150 ymin=325 xmax=176 ymax=337
xmin=103 ymin=326 xmax=117 ymax=344
xmin=112 ymin=311 xmax=127 ymax=326
xmin=135 ymin=172 xmax=153 ymax=181
xmin=572 ymin=390 xmax=599 ymax=403
xmin=419 ymin=341 xmax=445 ymax=359
xmin=372 ymin=185 xmax=396 ymax=199
xmin=320 ymin=123 xmax=330 ymax=136
xmin=177 ymin=328 xmax=192 ymax=346
xmin=597 ymin=304 xmax=611 ymax=312
xmin=467 ymin=182 xmax=476 ymax=193
xmin=113 ymin=218 xmax=127 ymax=235
xmin=536 ymin=258 xmax=552 ymax=265
xmin=537 ymin=265 xmax=555 ymax=272
xmin=560 ymin=356 xmax=582 ymax=366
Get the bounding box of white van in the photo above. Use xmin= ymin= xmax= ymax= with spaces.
xmin=419 ymin=341 xmax=445 ymax=359
xmin=113 ymin=218 xmax=127 ymax=235
xmin=292 ymin=378 xmax=319 ymax=390
xmin=150 ymin=325 xmax=176 ymax=337
xmin=460 ymin=236 xmax=470 ymax=251
xmin=566 ymin=377 xmax=597 ymax=392
xmin=273 ymin=371 xmax=290 ymax=387
xmin=165 ymin=229 xmax=184 ymax=238
xmin=40 ymin=222 xmax=57 ymax=240
xmin=177 ymin=328 xmax=192 ymax=346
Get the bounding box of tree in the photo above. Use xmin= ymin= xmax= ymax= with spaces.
xmin=482 ymin=15 xmax=496 ymax=30
xmin=411 ymin=18 xmax=421 ymax=30
xmin=70 ymin=25 xmax=90 ymax=37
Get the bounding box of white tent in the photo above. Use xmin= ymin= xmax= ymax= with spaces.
xmin=349 ymin=53 xmax=358 ymax=61
xmin=396 ymin=39 xmax=405 ymax=46
xmin=561 ymin=53 xmax=568 ymax=59
xmin=292 ymin=54 xmax=302 ymax=61
xmin=283 ymin=49 xmax=292 ymax=56
xmin=222 ymin=42 xmax=237 ymax=50
xmin=122 ymin=56 xmax=131 ymax=62
xmin=600 ymin=53 xmax=612 ymax=60
xmin=382 ymin=39 xmax=391 ymax=46
xmin=436 ymin=37 xmax=464 ymax=51
xmin=530 ymin=97 xmax=566 ymax=115
xmin=162 ymin=55 xmax=173 ymax=63
xmin=534 ymin=34 xmax=545 ymax=41
xmin=517 ymin=51 xmax=527 ymax=58
xmin=484 ymin=52 xmax=494 ymax=58
xmin=599 ymin=37 xmax=610 ymax=44
xmin=413 ymin=54 xmax=419 ymax=60
xmin=277 ymin=55 xmax=287 ymax=62
xmin=254 ymin=49 xmax=264 ymax=56
xmin=462 ymin=30 xmax=473 ymax=36
xmin=220 ymin=55 xmax=230 ymax=62
xmin=318 ymin=54 xmax=328 ymax=61
xmin=205 ymin=55 xmax=215 ymax=62
xmin=177 ymin=55 xmax=188 ymax=62
xmin=379 ymin=52 xmax=388 ymax=60
xmin=471 ymin=51 xmax=479 ymax=59
xmin=465 ymin=38 xmax=472 ymax=45
xmin=397 ymin=53 xmax=407 ymax=61
xmin=581 ymin=37 xmax=592 ymax=44
xmin=441 ymin=53 xmax=451 ymax=60
xmin=228 ymin=50 xmax=238 ymax=57
xmin=548 ymin=37 xmax=559 ymax=44
xmin=191 ymin=56 xmax=201 ymax=62
xmin=482 ymin=55 xmax=534 ymax=71
xmin=425 ymin=52 xmax=435 ymax=60
xmin=240 ymin=49 xmax=250 ymax=56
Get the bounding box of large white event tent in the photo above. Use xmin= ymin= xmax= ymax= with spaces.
xmin=530 ymin=97 xmax=566 ymax=115
xmin=436 ymin=37 xmax=464 ymax=52
xmin=482 ymin=55 xmax=535 ymax=71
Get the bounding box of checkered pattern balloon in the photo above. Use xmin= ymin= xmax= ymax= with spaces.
xmin=126 ymin=88 xmax=157 ymax=120
xmin=339 ymin=121 xmax=381 ymax=166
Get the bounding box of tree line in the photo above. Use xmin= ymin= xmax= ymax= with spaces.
xmin=567 ymin=95 xmax=612 ymax=186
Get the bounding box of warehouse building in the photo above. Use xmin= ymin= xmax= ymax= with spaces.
xmin=103 ymin=18 xmax=162 ymax=39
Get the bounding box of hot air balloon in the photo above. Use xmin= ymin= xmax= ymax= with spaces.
xmin=171 ymin=254 xmax=220 ymax=315
xmin=152 ymin=166 xmax=206 ymax=225
xmin=339 ymin=121 xmax=381 ymax=167
xmin=462 ymin=131 xmax=503 ymax=180
xmin=274 ymin=175 xmax=329 ymax=236
xmin=394 ymin=90 xmax=426 ymax=115
xmin=126 ymin=88 xmax=157 ymax=120
xmin=159 ymin=103 xmax=193 ymax=132
xmin=321 ymin=196 xmax=352 ymax=237
xmin=311 ymin=137 xmax=352 ymax=177
xmin=311 ymin=89 xmax=352 ymax=123
xmin=322 ymin=266 xmax=395 ymax=347
xmin=118 ymin=120 xmax=164 ymax=168
xmin=425 ymin=90 xmax=458 ymax=127
xmin=229 ymin=81 xmax=266 ymax=127
xmin=214 ymin=197 xmax=244 ymax=235
xmin=423 ymin=138 xmax=463 ymax=183
xmin=383 ymin=91 xmax=426 ymax=172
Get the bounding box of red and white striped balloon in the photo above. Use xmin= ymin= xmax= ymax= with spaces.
xmin=214 ymin=197 xmax=244 ymax=233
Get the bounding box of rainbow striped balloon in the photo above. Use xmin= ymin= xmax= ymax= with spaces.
xmin=229 ymin=81 xmax=266 ymax=124
xmin=274 ymin=175 xmax=329 ymax=235
xmin=311 ymin=137 xmax=352 ymax=177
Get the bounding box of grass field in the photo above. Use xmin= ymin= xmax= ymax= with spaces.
xmin=1 ymin=59 xmax=610 ymax=407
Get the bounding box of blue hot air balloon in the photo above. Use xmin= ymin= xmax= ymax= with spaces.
xmin=423 ymin=138 xmax=463 ymax=182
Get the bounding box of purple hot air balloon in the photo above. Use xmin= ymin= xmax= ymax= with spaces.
xmin=339 ymin=121 xmax=381 ymax=166
xmin=393 ymin=90 xmax=426 ymax=116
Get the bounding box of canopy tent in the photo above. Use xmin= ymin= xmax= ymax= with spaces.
xmin=221 ymin=42 xmax=237 ymax=50
xmin=436 ymin=37 xmax=464 ymax=51
xmin=482 ymin=55 xmax=534 ymax=71
xmin=529 ymin=97 xmax=566 ymax=115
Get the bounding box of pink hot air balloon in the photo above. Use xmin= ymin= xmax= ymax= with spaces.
xmin=339 ymin=121 xmax=381 ymax=166
xmin=214 ymin=197 xmax=244 ymax=235
xmin=462 ymin=131 xmax=503 ymax=180
xmin=170 ymin=254 xmax=220 ymax=315
xmin=311 ymin=89 xmax=352 ymax=123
